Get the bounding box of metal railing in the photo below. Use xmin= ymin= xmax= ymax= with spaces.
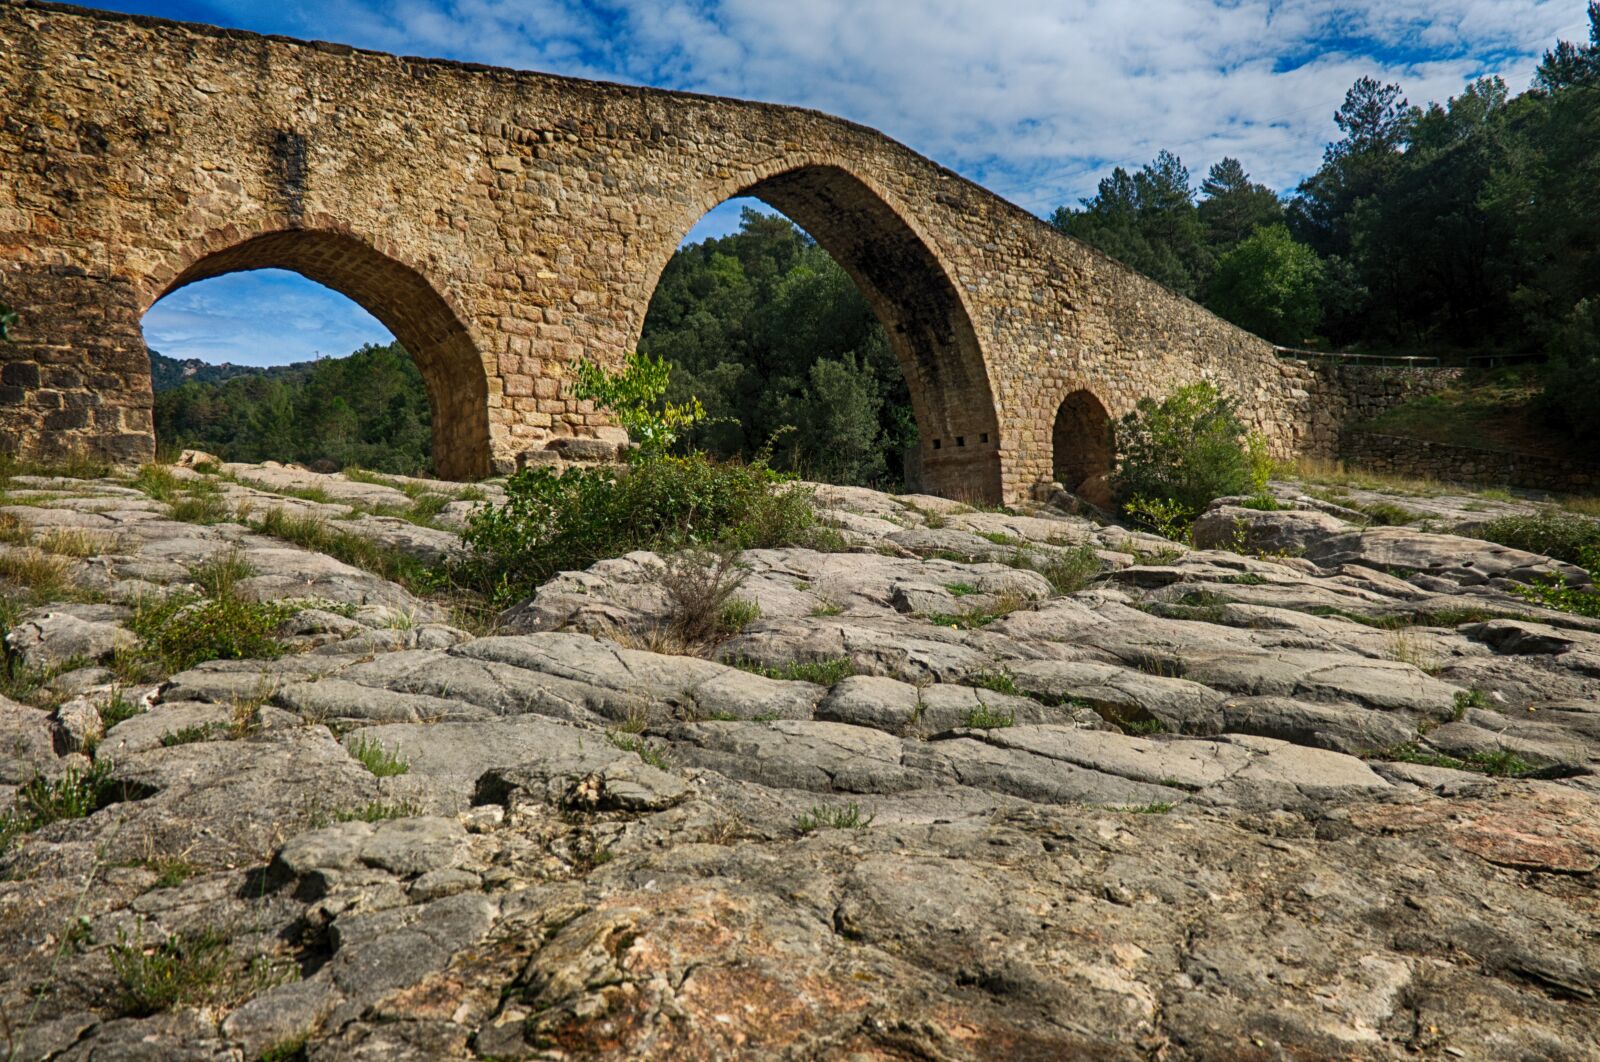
xmin=1273 ymin=346 xmax=1441 ymax=368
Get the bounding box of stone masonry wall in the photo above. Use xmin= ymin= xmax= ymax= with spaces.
xmin=0 ymin=2 xmax=1396 ymax=502
xmin=1341 ymin=432 xmax=1600 ymax=495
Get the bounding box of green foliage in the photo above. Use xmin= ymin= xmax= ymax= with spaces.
xmin=459 ymin=453 xmax=819 ymax=607
xmin=967 ymin=670 xmax=1020 ymax=697
xmin=153 ymin=342 xmax=433 ymax=475
xmin=0 ymin=302 xmax=16 ymax=341
xmin=1475 ymin=510 xmax=1600 ymax=564
xmin=1 ymin=761 xmax=129 ymax=851
xmin=962 ymin=703 xmax=1016 ymax=729
xmin=128 ymin=592 xmax=294 ymax=673
xmin=1512 ymin=546 xmax=1600 ymax=618
xmin=347 ymin=735 xmax=410 ymax=777
xmin=1041 ymin=542 xmax=1104 ymax=594
xmin=1378 ymin=743 xmax=1535 ymax=777
xmin=606 ymin=731 xmax=672 ymax=771
xmin=795 ymin=802 xmax=874 ymax=833
xmin=1206 ymin=224 xmax=1324 ymax=343
xmin=573 ymin=351 xmax=705 ymax=455
xmin=1543 ymin=299 xmax=1600 ymax=441
xmin=738 ymin=657 xmax=856 ymax=686
xmin=643 ymin=210 xmax=916 ymax=488
xmin=111 ymin=927 xmax=232 ymax=1015
xmin=160 ymin=724 xmax=223 ymax=747
xmin=1114 ymin=383 xmax=1259 ymax=525
xmin=1123 ymin=496 xmax=1195 ymax=542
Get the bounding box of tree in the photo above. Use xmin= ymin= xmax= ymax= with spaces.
xmin=1543 ymin=299 xmax=1600 ymax=441
xmin=1206 ymin=225 xmax=1324 ymax=344
xmin=1053 ymin=151 xmax=1210 ymax=297
xmin=1198 ymin=158 xmax=1283 ymax=247
xmin=1536 ymin=3 xmax=1600 ymax=90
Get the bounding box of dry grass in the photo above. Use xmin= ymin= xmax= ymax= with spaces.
xmin=0 ymin=546 xmax=73 ymax=597
xmin=1287 ymin=456 xmax=1446 ymax=497
xmin=1386 ymin=630 xmax=1442 ymax=675
xmin=33 ymin=528 xmax=115 ymax=557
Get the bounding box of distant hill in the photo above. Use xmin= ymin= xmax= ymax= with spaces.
xmin=152 ymin=342 xmax=433 ymax=475
xmin=148 ymin=350 xmax=316 ymax=392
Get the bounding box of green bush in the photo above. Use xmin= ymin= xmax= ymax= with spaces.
xmin=128 ymin=593 xmax=295 ymax=673
xmin=459 ymin=456 xmax=818 ymax=607
xmin=1113 ymin=383 xmax=1266 ymax=526
xmin=459 ymin=352 xmax=821 ymax=607
xmin=1476 ymin=510 xmax=1600 ymax=564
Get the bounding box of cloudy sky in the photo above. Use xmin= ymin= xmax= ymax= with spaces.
xmin=115 ymin=0 xmax=1590 ymax=366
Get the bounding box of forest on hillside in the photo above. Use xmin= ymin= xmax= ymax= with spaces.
xmin=151 ymin=8 xmax=1600 ymax=476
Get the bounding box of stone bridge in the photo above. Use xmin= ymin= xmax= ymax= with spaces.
xmin=0 ymin=1 xmax=1346 ymax=502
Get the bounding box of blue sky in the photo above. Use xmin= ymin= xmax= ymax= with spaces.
xmin=126 ymin=0 xmax=1593 ymax=366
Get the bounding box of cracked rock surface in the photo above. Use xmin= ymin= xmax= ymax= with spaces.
xmin=1 ymin=462 xmax=1598 ymax=1059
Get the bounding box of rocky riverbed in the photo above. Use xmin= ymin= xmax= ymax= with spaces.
xmin=2 ymin=461 xmax=1598 ymax=1059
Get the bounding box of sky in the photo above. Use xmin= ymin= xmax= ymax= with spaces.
xmin=125 ymin=0 xmax=1594 ymax=366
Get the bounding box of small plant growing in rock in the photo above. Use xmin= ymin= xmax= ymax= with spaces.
xmin=347 ymin=735 xmax=410 ymax=777
xmin=661 ymin=549 xmax=752 ymax=646
xmin=795 ymin=802 xmax=874 ymax=833
xmin=963 ymin=703 xmax=1016 ymax=729
xmin=159 ymin=724 xmax=223 ymax=747
xmin=0 ymin=302 xmax=17 ymax=341
xmin=967 ymin=670 xmax=1021 ymax=697
xmin=737 ymin=657 xmax=855 ymax=686
xmin=1041 ymin=542 xmax=1103 ymax=594
xmin=1452 ymin=688 xmax=1489 ymax=720
xmin=607 ymin=730 xmax=672 ymax=770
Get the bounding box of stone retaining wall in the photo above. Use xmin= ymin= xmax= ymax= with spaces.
xmin=1341 ymin=431 xmax=1600 ymax=495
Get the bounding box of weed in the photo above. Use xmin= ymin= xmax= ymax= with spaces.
xmin=32 ymin=528 xmax=109 ymax=557
xmin=963 ymin=703 xmax=1016 ymax=729
xmin=1 ymin=761 xmax=132 ymax=852
xmin=259 ymin=1038 xmax=310 ymax=1062
xmin=925 ymin=589 xmax=1029 ymax=630
xmin=189 ymin=549 xmax=255 ymax=598
xmin=1374 ymin=743 xmax=1534 ymax=777
xmin=346 ymin=734 xmax=410 ymax=777
xmin=1116 ymin=802 xmax=1175 ymax=814
xmin=1452 ymin=687 xmax=1489 ymax=720
xmin=607 ymin=731 xmax=672 ymax=770
xmin=796 ymin=802 xmax=874 ymax=833
xmin=1116 ymin=717 xmax=1168 ymax=736
xmin=1386 ymin=631 xmax=1441 ymax=675
xmin=160 ymin=724 xmax=224 ymax=747
xmin=131 ymin=464 xmax=183 ymax=502
xmin=98 ymin=690 xmax=141 ymax=730
xmin=967 ymin=670 xmax=1020 ymax=696
xmin=127 ymin=593 xmax=294 ymax=673
xmin=737 ymin=657 xmax=855 ymax=686
xmin=945 ymin=582 xmax=979 ymax=597
xmin=313 ymin=800 xmax=421 ymax=826
xmin=1358 ymin=501 xmax=1421 ymax=526
xmin=808 ymin=601 xmax=844 ymax=617
xmin=718 ymin=597 xmax=761 ymax=634
xmin=1041 ymin=542 xmax=1103 ymax=594
xmin=169 ymin=491 xmax=230 ymax=525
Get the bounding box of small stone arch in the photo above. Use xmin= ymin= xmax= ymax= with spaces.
xmin=1052 ymin=389 xmax=1115 ymax=507
xmin=144 ymin=226 xmax=491 ymax=480
xmin=640 ymin=161 xmax=1003 ymax=503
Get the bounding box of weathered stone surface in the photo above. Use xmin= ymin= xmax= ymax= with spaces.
xmin=4 ymin=606 xmax=137 ymax=670
xmin=5 ymin=464 xmax=1600 ymax=1060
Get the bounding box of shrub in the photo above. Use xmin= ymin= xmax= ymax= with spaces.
xmin=1113 ymin=383 xmax=1263 ymax=525
xmin=795 ymin=802 xmax=873 ymax=833
xmin=963 ymin=703 xmax=1016 ymax=729
xmin=128 ymin=593 xmax=294 ymax=673
xmin=1475 ymin=510 xmax=1600 ymax=564
xmin=661 ymin=549 xmax=752 ymax=645
xmin=460 ymin=453 xmax=817 ymax=606
xmin=573 ymin=351 xmax=706 ymax=456
xmin=1041 ymin=542 xmax=1104 ymax=594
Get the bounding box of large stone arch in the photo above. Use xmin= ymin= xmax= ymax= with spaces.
xmin=145 ymin=227 xmax=492 ymax=480
xmin=636 ymin=161 xmax=1004 ymax=502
